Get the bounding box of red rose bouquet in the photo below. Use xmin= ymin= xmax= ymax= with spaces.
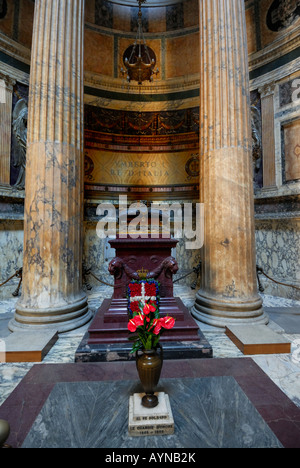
xmin=127 ymin=280 xmax=175 ymax=353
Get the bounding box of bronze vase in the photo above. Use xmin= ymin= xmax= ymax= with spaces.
xmin=136 ymin=345 xmax=163 ymax=408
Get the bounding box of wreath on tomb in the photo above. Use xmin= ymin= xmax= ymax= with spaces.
xmin=127 ymin=279 xmax=160 ymax=318
xmin=127 ymin=279 xmax=175 ymax=353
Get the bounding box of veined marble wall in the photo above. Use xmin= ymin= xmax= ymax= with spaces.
xmin=252 ymin=69 xmax=300 ymax=302
xmin=3 ymin=215 xmax=300 ymax=301
xmin=0 ymin=200 xmax=202 ymax=299
xmin=0 ymin=219 xmax=23 ymax=299
xmin=255 ymin=219 xmax=300 ymax=301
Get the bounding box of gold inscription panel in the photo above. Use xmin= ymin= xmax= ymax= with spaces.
xmin=85 ymin=149 xmax=199 ymax=186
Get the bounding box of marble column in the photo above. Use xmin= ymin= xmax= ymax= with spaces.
xmin=10 ymin=0 xmax=92 ymax=332
xmin=191 ymin=0 xmax=268 ymax=328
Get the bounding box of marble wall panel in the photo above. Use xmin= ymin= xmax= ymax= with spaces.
xmin=183 ymin=0 xmax=200 ymax=29
xmin=166 ymin=4 xmax=184 ymax=32
xmin=148 ymin=7 xmax=166 ymax=34
xmin=131 ymin=4 xmax=149 ymax=32
xmin=112 ymin=4 xmax=131 ymax=32
xmin=273 ymin=72 xmax=300 ymax=190
xmin=0 ymin=219 xmax=23 ymax=295
xmin=95 ymin=0 xmax=114 ymax=29
xmin=245 ymin=4 xmax=257 ymax=55
xmin=1 ymin=215 xmax=300 ymax=301
xmin=85 ymin=0 xmax=96 ymax=24
xmin=84 ymin=30 xmax=114 ymax=76
xmin=255 ymin=218 xmax=300 ymax=300
xmin=83 ymin=221 xmax=110 ymax=280
xmin=165 ymin=32 xmax=200 ymax=79
xmin=283 ymin=119 xmax=300 ymax=182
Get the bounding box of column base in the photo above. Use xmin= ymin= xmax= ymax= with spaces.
xmin=9 ymin=294 xmax=93 ymax=334
xmin=191 ymin=290 xmax=269 ymax=329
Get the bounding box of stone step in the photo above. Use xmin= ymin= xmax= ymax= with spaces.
xmin=0 ymin=331 xmax=58 ymax=362
xmin=225 ymin=325 xmax=291 ymax=355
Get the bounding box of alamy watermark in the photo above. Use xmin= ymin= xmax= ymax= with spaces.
xmin=96 ymin=195 xmax=204 ymax=250
xmin=292 ymin=79 xmax=300 ymax=103
xmin=0 ymin=79 xmax=6 ymax=104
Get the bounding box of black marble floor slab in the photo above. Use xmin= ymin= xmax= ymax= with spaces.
xmin=22 ymin=377 xmax=282 ymax=449
xmin=75 ymin=330 xmax=213 ymax=362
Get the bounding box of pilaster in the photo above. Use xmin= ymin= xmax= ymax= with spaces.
xmin=0 ymin=73 xmax=15 ymax=187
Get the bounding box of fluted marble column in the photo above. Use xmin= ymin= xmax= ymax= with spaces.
xmin=192 ymin=0 xmax=268 ymax=327
xmin=10 ymin=0 xmax=92 ymax=332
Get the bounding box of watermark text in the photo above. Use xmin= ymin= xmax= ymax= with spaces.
xmin=96 ymin=196 xmax=204 ymax=250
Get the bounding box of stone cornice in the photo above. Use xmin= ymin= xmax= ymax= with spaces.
xmin=1 ymin=22 xmax=300 ymax=95
xmin=249 ymin=26 xmax=300 ymax=72
xmin=84 ymin=70 xmax=200 ymax=96
xmin=0 ymin=33 xmax=30 ymax=66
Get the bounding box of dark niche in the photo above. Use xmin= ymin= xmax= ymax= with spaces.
xmin=0 ymin=0 xmax=7 ymax=19
xmin=266 ymin=0 xmax=300 ymax=32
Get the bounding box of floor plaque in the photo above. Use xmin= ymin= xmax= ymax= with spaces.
xmin=128 ymin=392 xmax=174 ymax=436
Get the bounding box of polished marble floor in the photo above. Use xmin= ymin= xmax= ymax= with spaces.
xmin=0 ymin=283 xmax=300 ymax=447
xmin=22 ymin=377 xmax=283 ymax=448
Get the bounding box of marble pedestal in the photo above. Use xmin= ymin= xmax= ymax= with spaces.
xmin=87 ymin=297 xmax=201 ymax=345
xmin=128 ymin=392 xmax=174 ymax=436
xmin=75 ymin=328 xmax=213 ymax=362
xmin=86 ymin=236 xmax=202 ymax=349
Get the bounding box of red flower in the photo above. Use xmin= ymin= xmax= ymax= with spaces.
xmin=130 ymin=301 xmax=141 ymax=313
xmin=147 ymin=318 xmax=162 ymax=335
xmin=129 ymin=284 xmax=142 ymax=296
xmin=134 ymin=314 xmax=145 ymax=326
xmin=127 ymin=314 xmax=145 ymax=332
xmin=153 ymin=319 xmax=162 ymax=335
xmin=161 ymin=316 xmax=175 ymax=330
xmin=143 ymin=302 xmax=157 ymax=315
xmin=153 ymin=321 xmax=162 ymax=335
xmin=145 ymin=284 xmax=157 ymax=296
xmin=128 ymin=319 xmax=138 ymax=333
